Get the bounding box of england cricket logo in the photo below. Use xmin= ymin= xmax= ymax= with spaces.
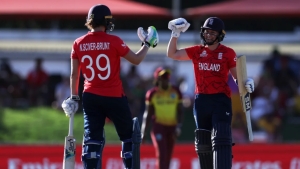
xmin=218 ymin=53 xmax=223 ymax=59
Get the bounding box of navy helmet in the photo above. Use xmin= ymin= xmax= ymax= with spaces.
xmin=87 ymin=4 xmax=114 ymax=31
xmin=200 ymin=17 xmax=226 ymax=42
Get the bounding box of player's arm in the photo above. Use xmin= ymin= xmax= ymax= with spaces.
xmin=231 ymin=62 xmax=255 ymax=93
xmin=123 ymin=47 xmax=149 ymax=65
xmin=70 ymin=58 xmax=80 ymax=96
xmin=167 ymin=38 xmax=190 ymax=61
xmin=141 ymin=104 xmax=154 ymax=143
xmin=62 ymin=58 xmax=80 ymax=117
xmin=230 ymin=67 xmax=237 ymax=80
xmin=167 ymin=18 xmax=190 ymax=61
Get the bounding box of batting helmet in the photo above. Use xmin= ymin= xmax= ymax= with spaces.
xmin=200 ymin=17 xmax=226 ymax=42
xmin=87 ymin=4 xmax=114 ymax=32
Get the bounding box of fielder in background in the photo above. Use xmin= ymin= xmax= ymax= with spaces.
xmin=61 ymin=4 xmax=159 ymax=169
xmin=141 ymin=67 xmax=183 ymax=169
xmin=166 ymin=17 xmax=255 ymax=169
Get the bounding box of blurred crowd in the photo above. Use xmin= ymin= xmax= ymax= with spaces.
xmin=0 ymin=59 xmax=190 ymax=121
xmin=0 ymin=58 xmax=49 ymax=108
xmin=1 ymin=48 xmax=300 ymax=143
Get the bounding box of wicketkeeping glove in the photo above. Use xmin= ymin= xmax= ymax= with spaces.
xmin=245 ymin=78 xmax=255 ymax=93
xmin=168 ymin=18 xmax=190 ymax=38
xmin=61 ymin=95 xmax=80 ymax=117
xmin=137 ymin=26 xmax=159 ymax=48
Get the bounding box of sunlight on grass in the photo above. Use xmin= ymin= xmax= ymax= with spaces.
xmin=0 ymin=107 xmax=119 ymax=144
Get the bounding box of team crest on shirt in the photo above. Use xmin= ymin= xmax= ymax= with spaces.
xmin=200 ymin=50 xmax=207 ymax=57
xmin=218 ymin=53 xmax=223 ymax=59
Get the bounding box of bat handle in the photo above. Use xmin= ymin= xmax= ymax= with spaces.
xmin=246 ymin=111 xmax=253 ymax=141
xmin=69 ymin=114 xmax=74 ymax=136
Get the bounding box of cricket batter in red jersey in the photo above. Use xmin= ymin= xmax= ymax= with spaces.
xmin=166 ymin=17 xmax=255 ymax=169
xmin=61 ymin=4 xmax=159 ymax=169
xmin=141 ymin=67 xmax=183 ymax=169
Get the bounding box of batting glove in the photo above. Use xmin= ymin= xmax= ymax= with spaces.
xmin=245 ymin=78 xmax=255 ymax=93
xmin=168 ymin=18 xmax=190 ymax=38
xmin=137 ymin=26 xmax=159 ymax=48
xmin=61 ymin=95 xmax=80 ymax=117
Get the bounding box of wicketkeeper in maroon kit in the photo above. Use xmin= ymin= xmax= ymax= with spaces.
xmin=61 ymin=4 xmax=159 ymax=169
xmin=166 ymin=17 xmax=255 ymax=169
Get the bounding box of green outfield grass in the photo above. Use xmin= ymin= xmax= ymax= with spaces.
xmin=0 ymin=107 xmax=119 ymax=144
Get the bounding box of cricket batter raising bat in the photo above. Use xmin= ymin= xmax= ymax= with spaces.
xmin=61 ymin=4 xmax=159 ymax=169
xmin=166 ymin=17 xmax=255 ymax=169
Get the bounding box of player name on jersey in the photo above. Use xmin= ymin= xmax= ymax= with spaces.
xmin=198 ymin=62 xmax=220 ymax=71
xmin=80 ymin=42 xmax=110 ymax=51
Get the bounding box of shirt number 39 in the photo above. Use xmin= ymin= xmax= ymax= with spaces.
xmin=81 ymin=54 xmax=111 ymax=81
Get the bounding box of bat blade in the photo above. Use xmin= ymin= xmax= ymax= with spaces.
xmin=63 ymin=136 xmax=76 ymax=169
xmin=63 ymin=115 xmax=76 ymax=169
xmin=245 ymin=111 xmax=253 ymax=141
xmin=236 ymin=55 xmax=253 ymax=141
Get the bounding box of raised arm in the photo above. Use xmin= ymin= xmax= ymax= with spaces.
xmin=167 ymin=18 xmax=191 ymax=61
xmin=167 ymin=37 xmax=190 ymax=61
xmin=123 ymin=47 xmax=149 ymax=65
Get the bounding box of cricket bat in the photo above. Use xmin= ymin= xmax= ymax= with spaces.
xmin=63 ymin=114 xmax=76 ymax=169
xmin=236 ymin=55 xmax=253 ymax=141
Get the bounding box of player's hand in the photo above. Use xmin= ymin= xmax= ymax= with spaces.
xmin=61 ymin=95 xmax=80 ymax=117
xmin=168 ymin=18 xmax=190 ymax=38
xmin=137 ymin=26 xmax=159 ymax=48
xmin=245 ymin=78 xmax=255 ymax=93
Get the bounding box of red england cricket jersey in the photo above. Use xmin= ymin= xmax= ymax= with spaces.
xmin=71 ymin=31 xmax=129 ymax=97
xmin=185 ymin=44 xmax=236 ymax=97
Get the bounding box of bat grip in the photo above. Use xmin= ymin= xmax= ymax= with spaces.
xmin=246 ymin=111 xmax=253 ymax=141
xmin=69 ymin=114 xmax=74 ymax=136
